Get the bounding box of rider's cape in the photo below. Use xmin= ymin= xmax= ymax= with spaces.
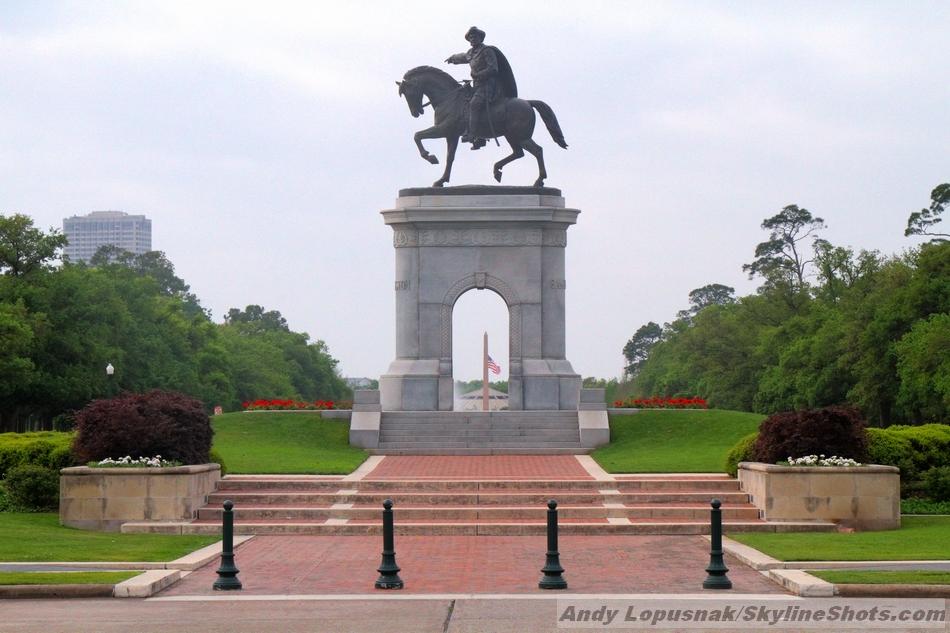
xmin=488 ymin=46 xmax=517 ymax=99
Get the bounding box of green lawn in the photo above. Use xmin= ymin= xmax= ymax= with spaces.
xmin=592 ymin=410 xmax=763 ymax=473
xmin=0 ymin=571 xmax=140 ymax=585
xmin=0 ymin=513 xmax=217 ymax=562
xmin=811 ymin=570 xmax=950 ymax=585
xmin=212 ymin=412 xmax=368 ymax=474
xmin=730 ymin=516 xmax=950 ymax=561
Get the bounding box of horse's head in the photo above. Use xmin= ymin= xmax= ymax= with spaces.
xmin=396 ymin=77 xmax=425 ymax=118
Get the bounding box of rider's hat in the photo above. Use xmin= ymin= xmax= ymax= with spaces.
xmin=465 ymin=26 xmax=486 ymax=43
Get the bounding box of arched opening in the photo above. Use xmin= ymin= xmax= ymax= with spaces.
xmin=451 ymin=288 xmax=509 ymax=411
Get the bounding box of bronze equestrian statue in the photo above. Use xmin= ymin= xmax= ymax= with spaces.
xmin=397 ymin=26 xmax=568 ymax=188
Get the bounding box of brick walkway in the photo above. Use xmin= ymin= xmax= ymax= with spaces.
xmin=365 ymin=456 xmax=593 ymax=480
xmin=162 ymin=535 xmax=783 ymax=595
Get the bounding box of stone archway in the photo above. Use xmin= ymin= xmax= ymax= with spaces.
xmin=378 ymin=186 xmax=582 ymax=412
xmin=440 ymin=274 xmax=523 ymax=410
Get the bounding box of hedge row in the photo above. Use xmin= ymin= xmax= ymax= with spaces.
xmin=0 ymin=432 xmax=74 ymax=479
xmin=724 ymin=423 xmax=950 ymax=494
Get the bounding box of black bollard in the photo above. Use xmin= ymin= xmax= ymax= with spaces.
xmin=212 ymin=500 xmax=242 ymax=590
xmin=375 ymin=499 xmax=404 ymax=589
xmin=539 ymin=499 xmax=568 ymax=589
xmin=702 ymin=498 xmax=732 ymax=589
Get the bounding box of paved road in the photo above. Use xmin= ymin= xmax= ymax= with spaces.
xmin=2 ymin=596 xmax=946 ymax=633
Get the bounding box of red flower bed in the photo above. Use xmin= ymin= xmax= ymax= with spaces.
xmin=241 ymin=399 xmax=340 ymax=411
xmin=612 ymin=396 xmax=708 ymax=409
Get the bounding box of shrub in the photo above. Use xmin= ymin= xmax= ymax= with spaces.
xmin=724 ymin=432 xmax=758 ymax=477
xmin=753 ymin=406 xmax=868 ymax=464
xmin=208 ymin=449 xmax=227 ymax=477
xmin=868 ymin=424 xmax=950 ymax=477
xmin=0 ymin=432 xmax=75 ymax=479
xmin=867 ymin=427 xmax=917 ymax=478
xmin=72 ymin=390 xmax=213 ymax=465
xmin=923 ymin=466 xmax=950 ymax=502
xmin=3 ymin=464 xmax=60 ymax=511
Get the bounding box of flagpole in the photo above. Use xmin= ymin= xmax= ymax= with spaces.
xmin=483 ymin=331 xmax=489 ymax=411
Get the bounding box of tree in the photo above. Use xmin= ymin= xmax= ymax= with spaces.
xmin=812 ymin=240 xmax=882 ymax=303
xmin=905 ymin=183 xmax=949 ymax=242
xmin=0 ymin=214 xmax=67 ymax=277
xmin=743 ymin=205 xmax=825 ymax=291
xmin=622 ymin=322 xmax=663 ymax=377
xmin=225 ymin=305 xmax=289 ymax=332
xmin=895 ymin=313 xmax=950 ymax=423
xmin=676 ymin=283 xmax=736 ymax=320
xmin=91 ymin=247 xmax=204 ymax=316
xmin=0 ymin=301 xmax=36 ymax=408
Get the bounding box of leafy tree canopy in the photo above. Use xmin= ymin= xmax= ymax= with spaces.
xmin=905 ymin=183 xmax=949 ymax=242
xmin=623 ymin=322 xmax=663 ymax=377
xmin=0 ymin=214 xmax=68 ymax=277
xmin=743 ymin=205 xmax=825 ymax=292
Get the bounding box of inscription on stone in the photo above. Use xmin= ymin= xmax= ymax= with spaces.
xmin=393 ymin=228 xmax=545 ymax=247
xmin=395 ymin=280 xmax=411 ymax=291
xmin=549 ymin=279 xmax=566 ymax=290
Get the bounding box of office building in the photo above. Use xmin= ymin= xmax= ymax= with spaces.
xmin=63 ymin=211 xmax=152 ymax=262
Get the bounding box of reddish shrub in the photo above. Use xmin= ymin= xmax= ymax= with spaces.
xmin=72 ymin=390 xmax=212 ymax=465
xmin=752 ymin=405 xmax=868 ymax=464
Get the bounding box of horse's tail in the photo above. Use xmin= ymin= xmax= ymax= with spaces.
xmin=529 ymin=100 xmax=568 ymax=149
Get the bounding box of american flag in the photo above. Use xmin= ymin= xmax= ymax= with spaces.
xmin=487 ymin=355 xmax=501 ymax=375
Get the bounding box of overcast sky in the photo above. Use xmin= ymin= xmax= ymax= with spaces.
xmin=2 ymin=1 xmax=947 ymax=382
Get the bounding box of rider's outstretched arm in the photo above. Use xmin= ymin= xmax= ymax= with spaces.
xmin=445 ymin=52 xmax=469 ymax=64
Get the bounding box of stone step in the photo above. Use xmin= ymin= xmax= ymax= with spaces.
xmin=382 ymin=412 xmax=579 ymax=420
xmin=376 ymin=436 xmax=581 ymax=444
xmin=376 ymin=441 xmax=584 ymax=449
xmin=141 ymin=520 xmax=835 ymax=536
xmin=206 ymin=490 xmax=751 ymax=506
xmin=369 ymin=448 xmax=593 ymax=455
xmin=379 ymin=428 xmax=581 ymax=436
xmin=197 ymin=504 xmax=762 ymax=522
xmin=213 ymin=478 xmax=742 ymax=492
xmin=380 ymin=421 xmax=581 ymax=429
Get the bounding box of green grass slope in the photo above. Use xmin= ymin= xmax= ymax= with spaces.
xmin=592 ymin=409 xmax=764 ymax=473
xmin=211 ymin=411 xmax=367 ymax=474
xmin=0 ymin=514 xmax=217 ymax=562
xmin=730 ymin=516 xmax=950 ymax=561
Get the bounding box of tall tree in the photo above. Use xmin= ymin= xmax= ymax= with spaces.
xmin=622 ymin=322 xmax=663 ymax=377
xmin=676 ymin=283 xmax=736 ymax=320
xmin=0 ymin=214 xmax=68 ymax=277
xmin=905 ymin=183 xmax=949 ymax=242
xmin=743 ymin=205 xmax=825 ymax=291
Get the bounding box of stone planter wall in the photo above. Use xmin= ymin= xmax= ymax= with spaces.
xmin=60 ymin=464 xmax=221 ymax=532
xmin=738 ymin=462 xmax=900 ymax=530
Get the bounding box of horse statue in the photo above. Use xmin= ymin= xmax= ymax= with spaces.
xmin=397 ymin=66 xmax=568 ymax=188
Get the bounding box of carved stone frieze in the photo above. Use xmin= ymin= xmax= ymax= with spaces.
xmin=393 ymin=228 xmax=545 ymax=247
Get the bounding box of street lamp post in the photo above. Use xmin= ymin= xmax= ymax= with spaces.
xmin=106 ymin=363 xmax=115 ymax=397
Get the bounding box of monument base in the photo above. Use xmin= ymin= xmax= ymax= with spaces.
xmin=380 ymin=359 xmax=580 ymax=412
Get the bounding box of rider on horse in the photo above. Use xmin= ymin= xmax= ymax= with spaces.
xmin=445 ymin=26 xmax=517 ymax=150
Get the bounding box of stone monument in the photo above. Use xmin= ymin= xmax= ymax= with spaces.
xmin=348 ymin=29 xmax=608 ymax=453
xmin=379 ymin=185 xmax=581 ymax=412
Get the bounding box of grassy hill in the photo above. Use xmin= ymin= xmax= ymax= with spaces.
xmin=592 ymin=409 xmax=764 ymax=473
xmin=211 ymin=412 xmax=367 ymax=474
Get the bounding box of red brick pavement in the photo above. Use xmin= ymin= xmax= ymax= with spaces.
xmin=365 ymin=456 xmax=592 ymax=480
xmin=163 ymin=535 xmax=784 ymax=595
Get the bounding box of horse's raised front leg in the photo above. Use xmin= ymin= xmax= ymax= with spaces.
xmin=492 ymin=136 xmax=525 ymax=183
xmin=521 ymin=138 xmax=547 ymax=187
xmin=413 ymin=126 xmax=443 ymax=165
xmin=433 ymin=136 xmax=459 ymax=187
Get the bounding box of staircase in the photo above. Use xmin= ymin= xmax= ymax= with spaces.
xmin=375 ymin=411 xmax=585 ymax=454
xmin=142 ymin=473 xmax=836 ymax=536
